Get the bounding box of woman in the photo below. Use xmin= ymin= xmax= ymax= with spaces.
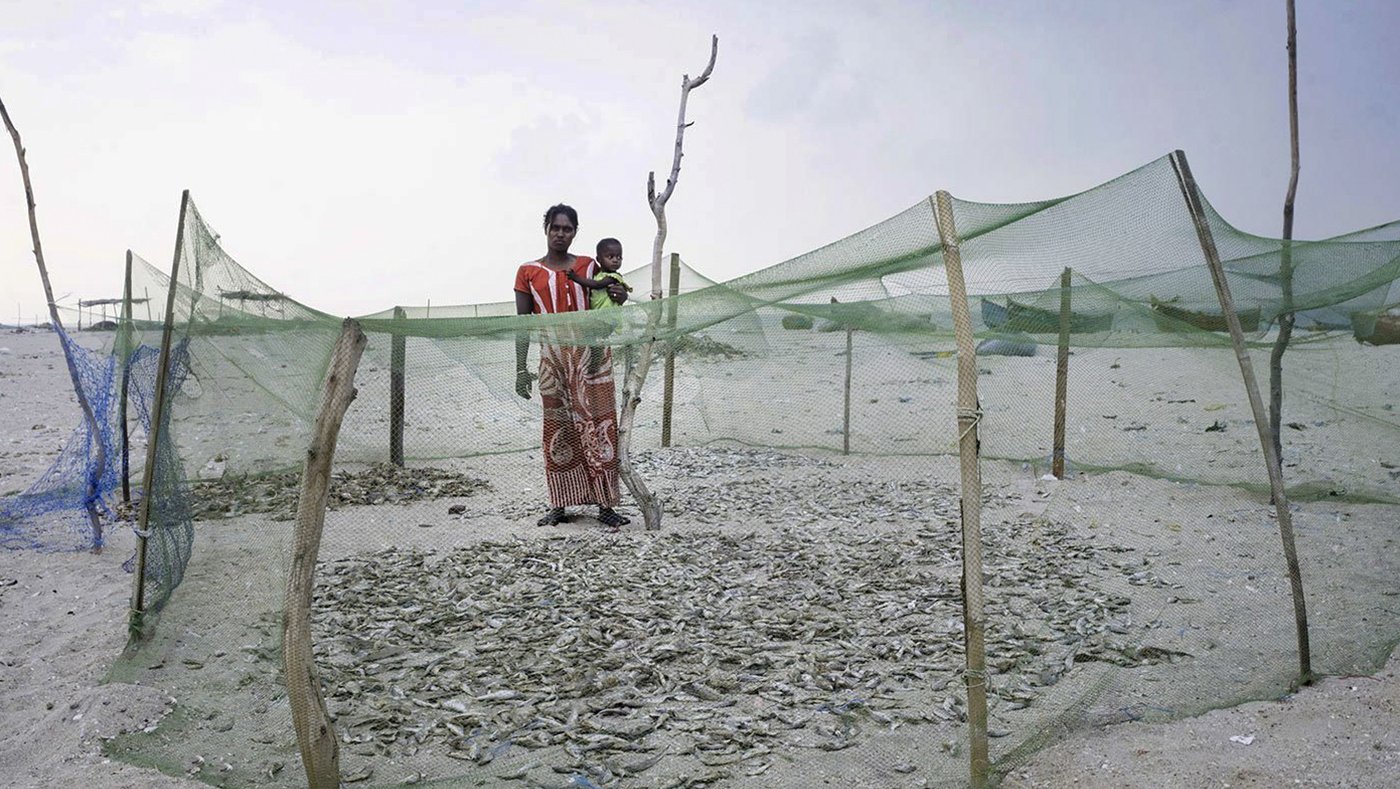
xmin=513 ymin=203 xmax=630 ymax=529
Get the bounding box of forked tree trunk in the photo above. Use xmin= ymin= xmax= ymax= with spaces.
xmin=1 ymin=95 xmax=107 ymax=550
xmin=616 ymin=35 xmax=718 ymax=531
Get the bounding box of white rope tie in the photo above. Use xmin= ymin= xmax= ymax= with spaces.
xmin=956 ymin=406 xmax=983 ymax=445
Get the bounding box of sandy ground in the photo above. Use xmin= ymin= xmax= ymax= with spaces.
xmin=2 ymin=327 xmax=1398 ymax=789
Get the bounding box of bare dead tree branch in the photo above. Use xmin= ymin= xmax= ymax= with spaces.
xmin=1 ymin=94 xmax=107 ymax=550
xmin=618 ymin=34 xmax=719 ymax=531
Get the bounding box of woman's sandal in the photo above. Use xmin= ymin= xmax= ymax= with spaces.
xmin=596 ymin=507 xmax=630 ymax=531
xmin=536 ymin=507 xmax=570 ymax=527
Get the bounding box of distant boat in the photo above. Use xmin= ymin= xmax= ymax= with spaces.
xmin=1150 ymin=297 xmax=1262 ymax=332
xmin=1352 ymin=312 xmax=1400 ymax=346
xmin=980 ymin=297 xmax=1113 ymax=333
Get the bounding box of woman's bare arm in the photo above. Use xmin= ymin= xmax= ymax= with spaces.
xmin=514 ymin=290 xmax=534 ymax=398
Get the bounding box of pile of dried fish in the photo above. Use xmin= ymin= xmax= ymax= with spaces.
xmin=633 ymin=448 xmax=833 ymax=478
xmin=191 ymin=464 xmax=489 ymax=520
xmin=309 ymin=509 xmax=1172 ymax=785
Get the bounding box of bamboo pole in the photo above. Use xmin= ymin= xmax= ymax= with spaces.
xmin=120 ymin=252 xmax=134 ymax=504
xmin=1052 ymin=267 xmax=1072 ymax=479
xmin=933 ymin=191 xmax=990 ymax=788
xmin=130 ymin=191 xmax=190 ymax=639
xmin=1269 ymin=0 xmax=1300 ymax=477
xmin=284 ymin=318 xmax=366 ymax=789
xmin=389 ymin=306 xmax=406 ymax=467
xmin=661 ymin=252 xmax=682 ymax=447
xmin=1170 ymin=150 xmax=1312 ymax=684
xmin=1 ymin=94 xmax=107 ymax=549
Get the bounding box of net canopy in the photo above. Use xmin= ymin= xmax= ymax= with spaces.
xmin=5 ymin=151 xmax=1397 ymax=787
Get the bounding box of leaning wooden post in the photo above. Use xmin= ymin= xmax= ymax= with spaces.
xmin=130 ymin=191 xmax=190 ymax=639
xmin=285 ymin=318 xmax=366 ymax=789
xmin=2 ymin=94 xmax=107 ymax=548
xmin=1052 ymin=266 xmax=1072 ymax=479
xmin=120 ymin=252 xmax=134 ymax=504
xmin=1170 ymin=149 xmax=1312 ymax=685
xmin=933 ymin=191 xmax=990 ymax=788
xmin=661 ymin=252 xmax=682 ymax=447
xmin=389 ymin=306 xmax=406 ymax=467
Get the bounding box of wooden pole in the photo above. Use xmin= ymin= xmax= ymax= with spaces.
xmin=1 ymin=93 xmax=107 ymax=549
xmin=1269 ymin=0 xmax=1301 ymax=476
xmin=284 ymin=317 xmax=365 ymax=789
xmin=130 ymin=191 xmax=190 ymax=639
xmin=933 ymin=191 xmax=990 ymax=788
xmin=120 ymin=252 xmax=134 ymax=504
xmin=661 ymin=252 xmax=682 ymax=447
xmin=389 ymin=306 xmax=406 ymax=467
xmin=831 ymin=297 xmax=854 ymax=455
xmin=1052 ymin=266 xmax=1072 ymax=479
xmin=1170 ymin=150 xmax=1312 ymax=684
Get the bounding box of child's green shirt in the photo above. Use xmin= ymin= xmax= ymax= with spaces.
xmin=591 ymin=271 xmax=630 ymax=310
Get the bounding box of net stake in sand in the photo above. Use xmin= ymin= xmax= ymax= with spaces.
xmin=1269 ymin=0 xmax=1301 ymax=479
xmin=934 ymin=190 xmax=990 ymax=788
xmin=661 ymin=252 xmax=682 ymax=447
xmin=120 ymin=252 xmax=134 ymax=504
xmin=390 ymin=306 xmax=406 ymax=466
xmin=284 ymin=317 xmax=366 ymax=789
xmin=130 ymin=191 xmax=190 ymax=638
xmin=832 ymin=297 xmax=855 ymax=455
xmin=1170 ymin=149 xmax=1312 ymax=685
xmin=1053 ymin=266 xmax=1072 ymax=479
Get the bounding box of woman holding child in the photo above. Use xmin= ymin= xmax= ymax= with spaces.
xmin=513 ymin=203 xmax=631 ymax=529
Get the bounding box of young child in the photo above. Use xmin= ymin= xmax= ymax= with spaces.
xmin=568 ymin=238 xmax=632 ymax=373
xmin=568 ymin=237 xmax=631 ymax=309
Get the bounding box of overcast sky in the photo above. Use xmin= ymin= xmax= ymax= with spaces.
xmin=2 ymin=0 xmax=1397 ymax=323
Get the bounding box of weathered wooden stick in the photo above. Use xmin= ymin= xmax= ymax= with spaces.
xmin=1171 ymin=149 xmax=1312 ymax=685
xmin=131 ymin=191 xmax=190 ymax=638
xmin=285 ymin=317 xmax=366 ymax=789
xmin=844 ymin=325 xmax=854 ymax=454
xmin=389 ymin=306 xmax=406 ymax=467
xmin=832 ymin=297 xmax=854 ymax=455
xmin=620 ymin=34 xmax=718 ymax=530
xmin=1269 ymin=0 xmax=1300 ymax=476
xmin=1053 ymin=266 xmax=1072 ymax=479
xmin=661 ymin=252 xmax=682 ymax=448
xmin=934 ymin=191 xmax=990 ymax=788
xmin=120 ymin=252 xmax=134 ymax=504
xmin=1 ymin=94 xmax=107 ymax=549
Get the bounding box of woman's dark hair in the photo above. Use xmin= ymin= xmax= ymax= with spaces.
xmin=542 ymin=203 xmax=579 ymax=229
xmin=596 ymin=237 xmax=621 ymax=255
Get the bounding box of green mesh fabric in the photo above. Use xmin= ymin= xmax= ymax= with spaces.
xmin=99 ymin=153 xmax=1399 ymax=787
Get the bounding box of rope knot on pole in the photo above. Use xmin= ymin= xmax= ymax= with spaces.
xmin=956 ymin=406 xmax=984 ymax=445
